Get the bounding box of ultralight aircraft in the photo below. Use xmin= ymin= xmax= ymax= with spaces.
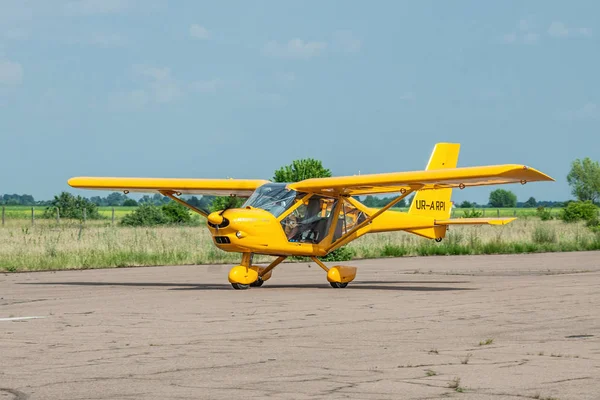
xmin=69 ymin=143 xmax=553 ymax=289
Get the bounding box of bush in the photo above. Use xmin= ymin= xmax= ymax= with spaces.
xmin=123 ymin=199 xmax=138 ymax=206
xmin=44 ymin=192 xmax=101 ymax=220
xmin=560 ymin=201 xmax=598 ymax=223
xmin=536 ymin=206 xmax=554 ymax=221
xmin=120 ymin=202 xmax=198 ymax=226
xmin=121 ymin=204 xmax=169 ymax=226
xmin=532 ymin=225 xmax=557 ymax=244
xmin=322 ymin=246 xmax=355 ymax=262
xmin=162 ymin=202 xmax=192 ymax=224
xmin=463 ymin=208 xmax=483 ymax=218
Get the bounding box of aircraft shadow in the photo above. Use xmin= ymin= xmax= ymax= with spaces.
xmin=22 ymin=281 xmax=475 ymax=292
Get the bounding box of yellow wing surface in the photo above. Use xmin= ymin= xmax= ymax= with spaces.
xmin=67 ymin=177 xmax=269 ymax=197
xmin=289 ymin=164 xmax=554 ymax=196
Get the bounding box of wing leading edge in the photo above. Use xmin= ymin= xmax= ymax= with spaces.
xmin=288 ymin=164 xmax=554 ymax=196
xmin=67 ymin=177 xmax=269 ymax=197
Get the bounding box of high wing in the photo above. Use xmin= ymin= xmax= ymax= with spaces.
xmin=288 ymin=164 xmax=554 ymax=196
xmin=68 ymin=177 xmax=269 ymax=197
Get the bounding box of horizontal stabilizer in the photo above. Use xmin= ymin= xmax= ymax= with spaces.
xmin=435 ymin=218 xmax=516 ymax=226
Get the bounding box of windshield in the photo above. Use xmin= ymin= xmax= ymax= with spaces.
xmin=243 ymin=183 xmax=297 ymax=217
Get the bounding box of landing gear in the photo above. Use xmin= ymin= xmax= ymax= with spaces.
xmin=310 ymin=257 xmax=357 ymax=289
xmin=330 ymin=282 xmax=349 ymax=289
xmin=227 ymin=255 xmax=285 ymax=290
xmin=231 ymin=283 xmax=249 ymax=290
xmin=250 ymin=277 xmax=264 ymax=287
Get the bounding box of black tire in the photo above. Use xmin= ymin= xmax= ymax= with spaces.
xmin=250 ymin=277 xmax=264 ymax=287
xmin=329 ymin=282 xmax=348 ymax=289
xmin=231 ymin=283 xmax=250 ymax=290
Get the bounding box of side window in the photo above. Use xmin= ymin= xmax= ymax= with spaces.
xmin=281 ymin=196 xmax=338 ymax=243
xmin=333 ymin=200 xmax=368 ymax=241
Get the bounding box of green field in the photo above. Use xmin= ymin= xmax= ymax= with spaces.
xmin=0 ymin=205 xmax=563 ymax=222
xmin=0 ymin=205 xmax=137 ymax=221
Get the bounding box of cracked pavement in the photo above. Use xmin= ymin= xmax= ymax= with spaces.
xmin=1 ymin=252 xmax=599 ymax=399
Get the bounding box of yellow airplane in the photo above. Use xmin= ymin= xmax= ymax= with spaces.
xmin=69 ymin=143 xmax=553 ymax=290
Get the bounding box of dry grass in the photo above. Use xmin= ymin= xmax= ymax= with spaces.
xmin=0 ymin=219 xmax=598 ymax=272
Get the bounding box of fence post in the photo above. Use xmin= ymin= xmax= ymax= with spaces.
xmin=1 ymin=206 xmax=4 ymax=226
xmin=483 ymin=209 xmax=486 ymax=217
xmin=56 ymin=207 xmax=60 ymax=224
xmin=514 ymin=209 xmax=517 ymax=217
xmin=497 ymin=209 xmax=500 ymax=218
xmin=31 ymin=207 xmax=35 ymax=226
xmin=112 ymin=207 xmax=115 ymax=225
xmin=83 ymin=208 xmax=86 ymax=224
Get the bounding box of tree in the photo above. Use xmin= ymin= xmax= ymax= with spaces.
xmin=210 ymin=196 xmax=245 ymax=212
xmin=273 ymin=158 xmax=332 ymax=182
xmin=162 ymin=202 xmax=192 ymax=224
xmin=489 ymin=189 xmax=517 ymax=208
xmin=44 ymin=192 xmax=100 ymax=219
xmin=523 ymin=197 xmax=537 ymax=208
xmin=123 ymin=199 xmax=138 ymax=206
xmin=106 ymin=192 xmax=127 ymax=206
xmin=120 ymin=202 xmax=197 ymax=226
xmin=458 ymin=200 xmax=474 ymax=208
xmin=567 ymin=157 xmax=600 ymax=203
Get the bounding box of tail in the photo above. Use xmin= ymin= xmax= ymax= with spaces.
xmin=405 ymin=143 xmax=459 ymax=239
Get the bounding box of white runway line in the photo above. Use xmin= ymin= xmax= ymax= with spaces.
xmin=0 ymin=316 xmax=46 ymax=322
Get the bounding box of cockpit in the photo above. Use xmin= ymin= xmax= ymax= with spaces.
xmin=242 ymin=183 xmax=297 ymax=218
xmin=243 ymin=183 xmax=367 ymax=245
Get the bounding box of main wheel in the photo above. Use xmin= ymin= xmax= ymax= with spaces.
xmin=231 ymin=283 xmax=249 ymax=290
xmin=250 ymin=277 xmax=264 ymax=287
xmin=330 ymin=282 xmax=348 ymax=289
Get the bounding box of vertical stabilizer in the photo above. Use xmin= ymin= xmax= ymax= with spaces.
xmin=408 ymin=143 xmax=460 ymax=220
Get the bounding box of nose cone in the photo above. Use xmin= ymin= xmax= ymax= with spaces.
xmin=207 ymin=212 xmax=224 ymax=226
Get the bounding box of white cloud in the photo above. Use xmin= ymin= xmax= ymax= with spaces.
xmin=548 ymin=21 xmax=592 ymax=38
xmin=64 ymin=0 xmax=131 ymax=16
xmin=567 ymin=103 xmax=599 ymax=120
xmin=398 ymin=92 xmax=414 ymax=101
xmin=0 ymin=60 xmax=23 ymax=85
xmin=275 ymin=71 xmax=296 ymax=85
xmin=111 ymin=89 xmax=148 ymax=110
xmin=191 ymin=79 xmax=222 ymax=93
xmin=548 ymin=21 xmax=569 ymax=37
xmin=189 ymin=24 xmax=210 ymax=40
xmin=332 ymin=30 xmax=362 ymax=53
xmin=518 ymin=19 xmax=529 ymax=31
xmin=523 ymin=33 xmax=540 ymax=44
xmin=502 ymin=33 xmax=517 ymax=44
xmin=263 ymin=39 xmax=327 ymax=59
xmin=120 ymin=65 xmax=182 ymax=105
xmin=502 ymin=20 xmax=540 ymax=45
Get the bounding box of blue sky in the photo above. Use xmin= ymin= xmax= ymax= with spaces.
xmin=0 ymin=0 xmax=598 ymax=203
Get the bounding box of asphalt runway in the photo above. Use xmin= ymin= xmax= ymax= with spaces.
xmin=1 ymin=252 xmax=599 ymax=400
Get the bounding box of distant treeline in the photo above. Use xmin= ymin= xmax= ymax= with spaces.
xmin=0 ymin=192 xmax=569 ymax=209
xmin=0 ymin=192 xmax=216 ymax=209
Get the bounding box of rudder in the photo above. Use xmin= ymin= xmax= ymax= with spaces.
xmin=408 ymin=143 xmax=460 ymax=220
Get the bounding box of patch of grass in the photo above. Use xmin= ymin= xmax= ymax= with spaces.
xmin=1 ymin=218 xmax=599 ymax=272
xmin=425 ymin=369 xmax=437 ymax=376
xmin=479 ymin=338 xmax=494 ymax=346
xmin=532 ymin=225 xmax=557 ymax=244
xmin=460 ymin=353 xmax=472 ymax=364
xmin=428 ymin=348 xmax=439 ymax=355
xmin=448 ymin=377 xmax=464 ymax=392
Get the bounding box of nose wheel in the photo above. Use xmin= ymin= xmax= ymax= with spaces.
xmin=250 ymin=277 xmax=264 ymax=287
xmin=330 ymin=282 xmax=348 ymax=289
xmin=231 ymin=283 xmax=249 ymax=290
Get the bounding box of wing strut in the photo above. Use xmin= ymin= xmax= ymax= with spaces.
xmin=326 ymin=188 xmax=418 ymax=253
xmin=159 ymin=190 xmax=209 ymax=217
